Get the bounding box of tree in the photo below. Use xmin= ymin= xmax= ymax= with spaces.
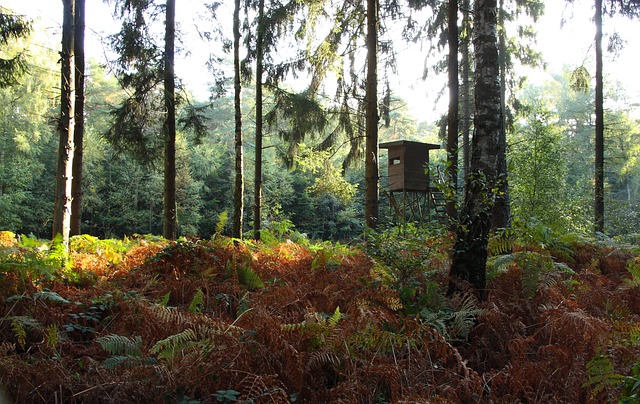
xmin=446 ymin=0 xmax=459 ymax=222
xmin=594 ymin=0 xmax=604 ymax=233
xmin=232 ymin=0 xmax=244 ymax=239
xmin=460 ymin=0 xmax=472 ymax=180
xmin=253 ymin=0 xmax=265 ymax=240
xmin=448 ymin=0 xmax=501 ymax=300
xmin=163 ymin=0 xmax=177 ymax=240
xmin=365 ymin=0 xmax=379 ymax=229
xmin=53 ymin=0 xmax=76 ymax=249
xmin=107 ymin=0 xmax=183 ymax=240
xmin=70 ymin=0 xmax=85 ymax=236
xmin=0 ymin=7 xmax=31 ymax=88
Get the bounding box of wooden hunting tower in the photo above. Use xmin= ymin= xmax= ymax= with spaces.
xmin=379 ymin=140 xmax=444 ymax=224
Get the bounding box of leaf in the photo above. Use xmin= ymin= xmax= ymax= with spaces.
xmin=97 ymin=334 xmax=143 ymax=356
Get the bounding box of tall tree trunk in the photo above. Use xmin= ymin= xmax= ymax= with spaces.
xmin=232 ymin=0 xmax=244 ymax=239
xmin=446 ymin=0 xmax=459 ymax=223
xmin=70 ymin=0 xmax=85 ymax=236
xmin=163 ymin=0 xmax=177 ymax=240
xmin=53 ymin=0 xmax=75 ymax=249
xmin=491 ymin=0 xmax=511 ymax=230
xmin=461 ymin=0 xmax=472 ymax=180
xmin=365 ymin=0 xmax=379 ymax=230
xmin=253 ymin=0 xmax=264 ymax=241
xmin=448 ymin=0 xmax=501 ymax=301
xmin=594 ymin=0 xmax=605 ymax=233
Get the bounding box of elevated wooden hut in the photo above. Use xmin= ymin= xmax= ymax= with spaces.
xmin=379 ymin=140 xmax=443 ymax=224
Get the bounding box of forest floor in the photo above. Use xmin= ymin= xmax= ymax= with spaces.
xmin=0 ymin=228 xmax=639 ymax=403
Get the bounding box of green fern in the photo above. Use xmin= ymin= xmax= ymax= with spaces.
xmin=584 ymin=350 xmax=624 ymax=398
xmin=97 ymin=334 xmax=143 ymax=356
xmin=449 ymin=294 xmax=484 ymax=340
xmin=151 ymin=328 xmax=198 ymax=362
xmin=103 ymin=355 xmax=156 ymax=370
xmin=237 ymin=266 xmax=264 ymax=290
xmin=626 ymin=260 xmax=640 ymax=288
xmin=188 ymin=289 xmax=205 ymax=313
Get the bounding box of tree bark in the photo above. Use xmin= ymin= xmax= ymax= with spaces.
xmin=232 ymin=0 xmax=244 ymax=239
xmin=53 ymin=0 xmax=75 ymax=249
xmin=446 ymin=0 xmax=459 ymax=223
xmin=163 ymin=0 xmax=177 ymax=240
xmin=491 ymin=0 xmax=511 ymax=230
xmin=365 ymin=0 xmax=379 ymax=230
xmin=461 ymin=0 xmax=472 ymax=181
xmin=448 ymin=0 xmax=501 ymax=301
xmin=594 ymin=0 xmax=605 ymax=233
xmin=70 ymin=0 xmax=84 ymax=236
xmin=253 ymin=0 xmax=264 ymax=241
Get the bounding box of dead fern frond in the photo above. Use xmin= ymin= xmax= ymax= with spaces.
xmin=146 ymin=304 xmax=190 ymax=326
xmin=307 ymin=351 xmax=341 ymax=370
xmin=0 ymin=342 xmax=15 ymax=356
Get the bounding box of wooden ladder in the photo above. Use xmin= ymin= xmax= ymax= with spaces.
xmin=430 ymin=190 xmax=448 ymax=221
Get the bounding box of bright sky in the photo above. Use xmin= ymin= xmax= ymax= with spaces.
xmin=1 ymin=0 xmax=639 ymax=121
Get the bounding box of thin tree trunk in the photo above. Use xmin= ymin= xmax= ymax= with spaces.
xmin=53 ymin=0 xmax=75 ymax=249
xmin=70 ymin=0 xmax=84 ymax=236
xmin=163 ymin=0 xmax=177 ymax=240
xmin=448 ymin=0 xmax=501 ymax=301
xmin=446 ymin=0 xmax=459 ymax=223
xmin=594 ymin=0 xmax=605 ymax=233
xmin=232 ymin=0 xmax=244 ymax=239
xmin=491 ymin=0 xmax=511 ymax=230
xmin=461 ymin=0 xmax=472 ymax=180
xmin=365 ymin=0 xmax=379 ymax=230
xmin=253 ymin=0 xmax=264 ymax=241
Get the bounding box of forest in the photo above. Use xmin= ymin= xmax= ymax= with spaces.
xmin=1 ymin=0 xmax=640 ymax=402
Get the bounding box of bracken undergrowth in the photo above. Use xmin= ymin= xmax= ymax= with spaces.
xmin=0 ymin=228 xmax=639 ymax=403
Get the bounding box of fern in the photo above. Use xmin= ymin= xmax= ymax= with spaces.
xmin=0 ymin=342 xmax=15 ymax=357
xmin=307 ymin=351 xmax=341 ymax=370
xmin=33 ymin=289 xmax=72 ymax=304
xmin=625 ymin=259 xmax=640 ymax=288
xmin=147 ymin=304 xmax=190 ymax=326
xmin=584 ymin=351 xmax=624 ymax=398
xmin=449 ymin=294 xmax=484 ymax=340
xmin=237 ymin=266 xmax=264 ymax=290
xmin=11 ymin=320 xmax=26 ymax=349
xmin=97 ymin=334 xmax=143 ymax=356
xmin=103 ymin=355 xmax=156 ymax=370
xmin=151 ymin=328 xmax=198 ymax=361
xmin=188 ymin=289 xmax=205 ymax=313
xmin=328 ymin=306 xmax=341 ymax=327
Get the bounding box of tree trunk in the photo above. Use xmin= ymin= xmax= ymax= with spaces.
xmin=448 ymin=0 xmax=501 ymax=301
xmin=461 ymin=0 xmax=472 ymax=181
xmin=594 ymin=0 xmax=605 ymax=233
xmin=253 ymin=0 xmax=264 ymax=241
xmin=53 ymin=0 xmax=75 ymax=249
xmin=70 ymin=0 xmax=84 ymax=236
xmin=491 ymin=0 xmax=511 ymax=230
xmin=163 ymin=0 xmax=177 ymax=240
xmin=232 ymin=0 xmax=244 ymax=239
xmin=446 ymin=0 xmax=459 ymax=223
xmin=365 ymin=0 xmax=379 ymax=230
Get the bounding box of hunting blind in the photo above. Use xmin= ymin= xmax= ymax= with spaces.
xmin=379 ymin=140 xmax=445 ymax=224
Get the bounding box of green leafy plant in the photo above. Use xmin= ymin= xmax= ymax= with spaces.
xmin=97 ymin=334 xmax=156 ymax=370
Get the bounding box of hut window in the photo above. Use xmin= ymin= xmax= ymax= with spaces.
xmin=391 ymin=157 xmax=401 ymax=165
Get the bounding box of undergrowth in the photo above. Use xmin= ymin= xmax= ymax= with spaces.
xmin=0 ymin=226 xmax=639 ymax=402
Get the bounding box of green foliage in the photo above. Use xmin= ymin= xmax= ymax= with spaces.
xmin=187 ymin=289 xmax=205 ymax=313
xmin=236 ymin=266 xmax=264 ymax=290
xmin=97 ymin=334 xmax=156 ymax=370
xmin=212 ymin=390 xmax=240 ymax=403
xmin=488 ymin=250 xmax=575 ymax=298
xmin=97 ymin=334 xmax=143 ymax=357
xmin=584 ymin=350 xmax=624 ymax=398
